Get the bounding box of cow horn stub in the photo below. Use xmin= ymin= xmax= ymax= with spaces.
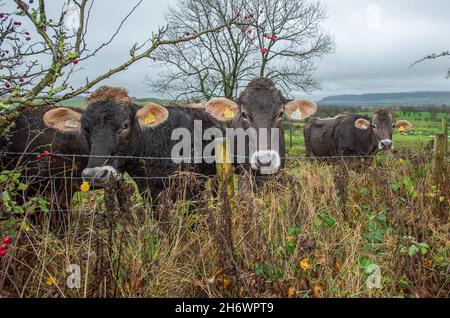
xmin=86 ymin=86 xmax=133 ymax=107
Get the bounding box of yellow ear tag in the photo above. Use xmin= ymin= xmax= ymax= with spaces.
xmin=223 ymin=107 xmax=235 ymax=120
xmin=291 ymin=109 xmax=302 ymax=120
xmin=398 ymin=126 xmax=405 ymax=133
xmin=144 ymin=113 xmax=156 ymax=125
xmin=80 ymin=182 xmax=90 ymax=193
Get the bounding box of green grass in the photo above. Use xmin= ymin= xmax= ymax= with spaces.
xmin=285 ymin=112 xmax=448 ymax=154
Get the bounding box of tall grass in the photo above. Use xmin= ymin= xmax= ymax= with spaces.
xmin=0 ymin=153 xmax=448 ymax=298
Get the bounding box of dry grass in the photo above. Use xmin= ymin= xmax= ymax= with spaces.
xmin=0 ymin=153 xmax=449 ymax=298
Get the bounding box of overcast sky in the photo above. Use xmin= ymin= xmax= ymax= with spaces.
xmin=45 ymin=0 xmax=450 ymax=101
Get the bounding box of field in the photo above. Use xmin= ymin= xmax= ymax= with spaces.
xmin=286 ymin=111 xmax=448 ymax=154
xmin=0 ymin=110 xmax=449 ymax=298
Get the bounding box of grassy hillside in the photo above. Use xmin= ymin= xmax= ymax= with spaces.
xmin=58 ymin=97 xmax=174 ymax=108
xmin=320 ymin=92 xmax=450 ymax=107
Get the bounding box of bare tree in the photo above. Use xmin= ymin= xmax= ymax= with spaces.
xmin=148 ymin=0 xmax=334 ymax=101
xmin=0 ymin=0 xmax=231 ymax=135
xmin=411 ymin=51 xmax=450 ymax=79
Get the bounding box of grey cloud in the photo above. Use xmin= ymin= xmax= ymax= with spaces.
xmin=21 ymin=0 xmax=450 ymax=100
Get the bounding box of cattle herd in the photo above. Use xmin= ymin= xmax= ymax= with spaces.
xmin=0 ymin=77 xmax=413 ymax=230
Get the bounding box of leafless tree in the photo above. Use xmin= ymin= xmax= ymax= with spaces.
xmin=411 ymin=51 xmax=450 ymax=79
xmin=148 ymin=0 xmax=334 ymax=101
xmin=0 ymin=0 xmax=231 ymax=135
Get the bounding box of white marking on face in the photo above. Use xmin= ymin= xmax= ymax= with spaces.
xmin=82 ymin=165 xmax=122 ymax=185
xmin=379 ymin=139 xmax=394 ymax=150
xmin=250 ymin=150 xmax=281 ymax=175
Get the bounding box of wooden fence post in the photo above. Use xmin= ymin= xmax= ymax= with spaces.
xmin=215 ymin=137 xmax=235 ymax=199
xmin=289 ymin=128 xmax=293 ymax=151
xmin=432 ymin=133 xmax=446 ymax=185
xmin=442 ymin=115 xmax=448 ymax=154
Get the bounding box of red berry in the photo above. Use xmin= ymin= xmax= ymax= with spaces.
xmin=0 ymin=249 xmax=6 ymax=257
xmin=43 ymin=151 xmax=50 ymax=156
xmin=19 ymin=78 xmax=24 ymax=83
xmin=0 ymin=243 xmax=7 ymax=251
xmin=5 ymin=83 xmax=11 ymax=89
xmin=236 ymin=12 xmax=241 ymax=17
xmin=244 ymin=16 xmax=249 ymax=20
xmin=261 ymin=48 xmax=268 ymax=55
xmin=247 ymin=28 xmax=252 ymax=33
xmin=25 ymin=32 xmax=30 ymax=35
xmin=26 ymin=37 xmax=31 ymax=41
xmin=73 ymin=59 xmax=79 ymax=65
xmin=36 ymin=155 xmax=42 ymax=159
xmin=3 ymin=236 xmax=11 ymax=245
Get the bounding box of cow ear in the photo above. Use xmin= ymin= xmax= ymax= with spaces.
xmin=284 ymin=99 xmax=317 ymax=121
xmin=204 ymin=98 xmax=239 ymax=122
xmin=355 ymin=118 xmax=371 ymax=130
xmin=43 ymin=107 xmax=82 ymax=132
xmin=136 ymin=103 xmax=169 ymax=128
xmin=395 ymin=120 xmax=412 ymax=132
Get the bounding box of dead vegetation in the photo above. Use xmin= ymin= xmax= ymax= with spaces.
xmin=0 ymin=153 xmax=449 ymax=298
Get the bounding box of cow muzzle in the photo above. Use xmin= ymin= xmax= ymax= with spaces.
xmin=82 ymin=166 xmax=121 ymax=187
xmin=379 ymin=139 xmax=394 ymax=150
xmin=250 ymin=150 xmax=281 ymax=175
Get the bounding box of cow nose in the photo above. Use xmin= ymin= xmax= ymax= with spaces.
xmin=82 ymin=166 xmax=118 ymax=187
xmin=379 ymin=139 xmax=393 ymax=150
xmin=257 ymin=152 xmax=274 ymax=166
xmin=250 ymin=150 xmax=281 ymax=174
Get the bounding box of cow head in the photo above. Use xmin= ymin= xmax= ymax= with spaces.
xmin=354 ymin=110 xmax=412 ymax=150
xmin=204 ymin=78 xmax=317 ymax=174
xmin=43 ymin=86 xmax=168 ymax=187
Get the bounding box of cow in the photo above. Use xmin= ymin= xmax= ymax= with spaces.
xmin=203 ymin=78 xmax=318 ymax=177
xmin=303 ymin=110 xmax=413 ymax=158
xmin=0 ymin=106 xmax=89 ymax=231
xmin=42 ymin=87 xmax=234 ymax=205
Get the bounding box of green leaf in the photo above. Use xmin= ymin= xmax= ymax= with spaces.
xmin=255 ymin=263 xmax=264 ymax=276
xmin=287 ymin=226 xmax=301 ymax=237
xmin=313 ymin=218 xmax=322 ymax=228
xmin=357 ymin=257 xmax=373 ymax=270
xmin=319 ymin=211 xmax=336 ymax=227
xmin=359 ymin=188 xmax=369 ymax=196
xmin=408 ymin=245 xmax=419 ymax=257
xmin=37 ymin=197 xmax=49 ymax=213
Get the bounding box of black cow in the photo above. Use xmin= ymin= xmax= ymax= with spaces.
xmin=304 ymin=110 xmax=413 ymax=158
xmin=0 ymin=106 xmax=89 ymax=229
xmin=203 ymin=78 xmax=317 ymax=176
xmin=43 ymin=87 xmax=230 ymax=203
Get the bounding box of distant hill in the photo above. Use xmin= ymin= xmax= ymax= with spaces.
xmin=319 ymin=91 xmax=450 ymax=107
xmin=58 ymin=96 xmax=173 ymax=108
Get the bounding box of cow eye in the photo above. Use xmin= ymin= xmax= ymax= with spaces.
xmin=241 ymin=112 xmax=251 ymax=121
xmin=119 ymin=122 xmax=130 ymax=131
xmin=372 ymin=124 xmax=377 ymax=129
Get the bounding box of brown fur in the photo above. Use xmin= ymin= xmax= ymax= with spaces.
xmin=86 ymin=86 xmax=133 ymax=107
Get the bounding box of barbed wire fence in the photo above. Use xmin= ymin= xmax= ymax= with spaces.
xmin=0 ymin=136 xmax=448 ymax=297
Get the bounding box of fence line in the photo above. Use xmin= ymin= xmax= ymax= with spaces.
xmin=1 ymin=151 xmax=430 ymax=161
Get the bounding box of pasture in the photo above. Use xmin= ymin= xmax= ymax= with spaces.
xmin=0 ymin=107 xmax=448 ymax=298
